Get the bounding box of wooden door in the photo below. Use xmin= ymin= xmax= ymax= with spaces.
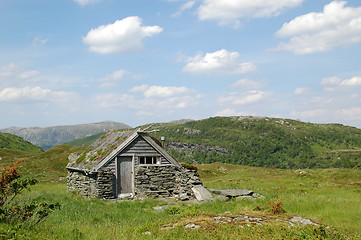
xmin=116 ymin=156 xmax=133 ymax=195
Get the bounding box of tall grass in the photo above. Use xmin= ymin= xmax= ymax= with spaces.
xmin=2 ymin=163 xmax=360 ymax=239
xmin=198 ymin=163 xmax=361 ymax=236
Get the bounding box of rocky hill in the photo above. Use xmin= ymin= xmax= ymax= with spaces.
xmin=140 ymin=116 xmax=361 ymax=169
xmin=0 ymin=132 xmax=43 ymax=153
xmin=0 ymin=121 xmax=131 ymax=150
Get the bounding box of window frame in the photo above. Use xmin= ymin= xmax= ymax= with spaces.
xmin=138 ymin=156 xmax=161 ymax=165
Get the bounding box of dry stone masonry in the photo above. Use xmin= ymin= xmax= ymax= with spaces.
xmin=67 ymin=165 xmax=203 ymax=200
xmin=134 ymin=165 xmax=202 ymax=200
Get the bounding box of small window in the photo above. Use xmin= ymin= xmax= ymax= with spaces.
xmin=139 ymin=156 xmax=160 ymax=165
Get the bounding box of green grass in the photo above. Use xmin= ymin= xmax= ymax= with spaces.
xmin=0 ymin=145 xmax=85 ymax=182
xmin=0 ymin=132 xmax=43 ymax=153
xmin=198 ymin=163 xmax=361 ymax=236
xmin=1 ymin=163 xmax=360 ymax=239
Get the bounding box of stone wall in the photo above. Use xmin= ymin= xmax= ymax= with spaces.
xmin=96 ymin=170 xmax=116 ymax=199
xmin=67 ymin=169 xmax=115 ymax=199
xmin=67 ymin=165 xmax=203 ymax=200
xmin=134 ymin=165 xmax=202 ymax=200
xmin=67 ymin=171 xmax=97 ymax=198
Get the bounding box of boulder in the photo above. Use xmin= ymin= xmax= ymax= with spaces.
xmin=191 ymin=185 xmax=213 ymax=201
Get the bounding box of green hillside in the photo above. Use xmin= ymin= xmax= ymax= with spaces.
xmin=0 ymin=144 xmax=85 ymax=182
xmin=62 ymin=116 xmax=361 ymax=169
xmin=147 ymin=116 xmax=361 ymax=169
xmin=0 ymin=132 xmax=43 ymax=153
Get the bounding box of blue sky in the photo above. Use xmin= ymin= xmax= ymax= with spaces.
xmin=1 ymin=0 xmax=361 ymax=128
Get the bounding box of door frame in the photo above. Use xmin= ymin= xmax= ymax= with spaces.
xmin=115 ymin=154 xmax=135 ymax=197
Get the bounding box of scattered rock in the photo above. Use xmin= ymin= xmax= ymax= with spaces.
xmin=210 ymin=189 xmax=254 ymax=197
xmin=178 ymin=193 xmax=189 ymax=201
xmin=191 ymin=185 xmax=213 ymax=202
xmin=252 ymin=193 xmax=265 ymax=199
xmin=214 ymin=216 xmax=232 ymax=223
xmin=162 ymin=214 xmax=321 ymax=232
xmin=289 ymin=216 xmax=319 ymax=226
xmin=209 ymin=188 xmax=265 ymax=200
xmin=184 ymin=223 xmax=201 ymax=229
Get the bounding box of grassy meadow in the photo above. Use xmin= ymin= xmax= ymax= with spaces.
xmin=1 ymin=161 xmax=360 ymax=239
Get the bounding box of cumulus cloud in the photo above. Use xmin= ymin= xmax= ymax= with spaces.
xmin=231 ymin=79 xmax=265 ymax=90
xmin=171 ymin=1 xmax=195 ymax=18
xmin=183 ymin=49 xmax=256 ymax=75
xmin=291 ymin=107 xmax=361 ymax=122
xmin=0 ymin=87 xmax=79 ymax=105
xmin=274 ymin=1 xmax=361 ymax=54
xmin=321 ymin=76 xmax=361 ymax=92
xmin=294 ymin=87 xmax=310 ymax=95
xmin=94 ymin=85 xmax=202 ymax=117
xmin=74 ymin=0 xmax=101 ymax=6
xmin=97 ymin=69 xmax=129 ymax=89
xmin=215 ymin=108 xmax=254 ymax=117
xmin=0 ymin=63 xmax=41 ymax=88
xmin=197 ymin=0 xmax=303 ymax=27
xmin=83 ymin=16 xmax=163 ymax=54
xmin=218 ymin=90 xmax=268 ymax=105
xmin=130 ymin=85 xmax=194 ymax=98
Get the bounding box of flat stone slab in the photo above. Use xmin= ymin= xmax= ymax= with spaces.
xmin=210 ymin=189 xmax=254 ymax=197
xmin=289 ymin=216 xmax=319 ymax=226
xmin=191 ymin=185 xmax=213 ymax=202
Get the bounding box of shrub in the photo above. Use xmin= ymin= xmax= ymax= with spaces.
xmin=0 ymin=159 xmax=60 ymax=229
xmin=267 ymin=200 xmax=286 ymax=214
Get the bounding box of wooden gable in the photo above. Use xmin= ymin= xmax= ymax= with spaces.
xmin=67 ymin=130 xmax=181 ymax=174
xmin=94 ymin=132 xmax=181 ymax=173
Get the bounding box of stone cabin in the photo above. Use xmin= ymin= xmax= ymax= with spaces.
xmin=66 ymin=130 xmax=202 ymax=200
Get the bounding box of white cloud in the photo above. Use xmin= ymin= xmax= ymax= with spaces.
xmin=83 ymin=16 xmax=163 ymax=54
xmin=0 ymin=63 xmax=41 ymax=88
xmin=218 ymin=90 xmax=268 ymax=105
xmin=130 ymin=85 xmax=194 ymax=98
xmin=215 ymin=108 xmax=253 ymax=117
xmin=231 ymin=79 xmax=265 ymax=90
xmin=291 ymin=107 xmax=361 ymax=123
xmin=197 ymin=0 xmax=303 ymax=27
xmin=321 ymin=76 xmax=361 ymax=92
xmin=183 ymin=49 xmax=256 ymax=75
xmin=32 ymin=37 xmax=48 ymax=47
xmin=274 ymin=1 xmax=361 ymax=54
xmin=94 ymin=85 xmax=202 ymax=117
xmin=294 ymin=87 xmax=310 ymax=95
xmin=171 ymin=1 xmax=195 ymax=18
xmin=97 ymin=69 xmax=129 ymax=89
xmin=0 ymin=87 xmax=79 ymax=105
xmin=18 ymin=70 xmax=40 ymax=79
xmin=74 ymin=0 xmax=101 ymax=6
xmin=93 ymin=93 xmax=135 ymax=109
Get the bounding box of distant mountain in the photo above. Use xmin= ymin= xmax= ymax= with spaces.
xmin=0 ymin=121 xmax=131 ymax=150
xmin=0 ymin=132 xmax=43 ymax=153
